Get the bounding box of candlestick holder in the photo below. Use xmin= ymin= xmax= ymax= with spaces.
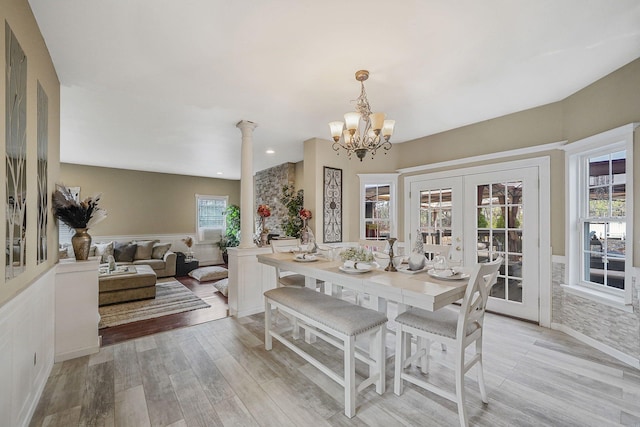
xmin=385 ymin=237 xmax=398 ymax=272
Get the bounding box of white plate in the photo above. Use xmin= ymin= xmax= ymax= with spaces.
xmin=339 ymin=266 xmax=372 ymax=274
xmin=293 ymin=255 xmax=317 ymax=262
xmin=427 ymin=269 xmax=469 ymax=280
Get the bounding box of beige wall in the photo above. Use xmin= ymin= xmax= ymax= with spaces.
xmin=0 ymin=0 xmax=60 ymax=306
xmin=303 ymin=137 xmax=401 ymax=243
xmin=60 ymin=164 xmax=240 ymax=236
xmin=307 ymin=58 xmax=640 ymax=258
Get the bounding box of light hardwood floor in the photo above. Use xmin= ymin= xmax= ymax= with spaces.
xmin=30 ymin=309 xmax=640 ymax=426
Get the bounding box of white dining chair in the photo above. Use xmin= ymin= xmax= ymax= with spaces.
xmin=423 ymin=243 xmax=451 ymax=261
xmin=393 ymin=257 xmax=502 ymax=427
xmin=270 ymin=239 xmax=306 ymax=288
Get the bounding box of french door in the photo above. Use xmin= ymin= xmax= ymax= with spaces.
xmin=409 ymin=167 xmax=540 ymax=322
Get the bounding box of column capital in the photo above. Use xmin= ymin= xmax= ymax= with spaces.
xmin=236 ymin=120 xmax=258 ymax=133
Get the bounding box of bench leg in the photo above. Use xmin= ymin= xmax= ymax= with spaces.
xmin=264 ymin=299 xmax=273 ymax=351
xmin=375 ymin=326 xmax=386 ymax=395
xmin=344 ymin=336 xmax=356 ymax=418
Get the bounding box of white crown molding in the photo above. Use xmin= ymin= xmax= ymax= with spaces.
xmin=396 ymin=140 xmax=566 ymax=175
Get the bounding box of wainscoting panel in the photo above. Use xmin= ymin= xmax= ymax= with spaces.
xmin=0 ymin=268 xmax=55 ymax=427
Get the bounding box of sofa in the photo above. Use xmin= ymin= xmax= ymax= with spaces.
xmin=63 ymin=239 xmax=177 ymax=278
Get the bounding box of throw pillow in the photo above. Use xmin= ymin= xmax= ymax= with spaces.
xmin=152 ymin=242 xmax=172 ymax=259
xmin=188 ymin=266 xmax=228 ymax=282
xmin=213 ymin=278 xmax=228 ymax=297
xmin=133 ymin=240 xmax=155 ymax=260
xmin=114 ymin=242 xmax=137 ymax=262
xmin=94 ymin=241 xmax=114 ymax=263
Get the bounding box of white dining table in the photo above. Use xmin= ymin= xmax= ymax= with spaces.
xmin=257 ymin=252 xmax=469 ymax=313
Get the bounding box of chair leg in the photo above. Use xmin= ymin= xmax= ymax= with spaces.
xmin=344 ymin=336 xmax=356 ymax=418
xmin=455 ymin=352 xmax=468 ymax=427
xmin=476 ymin=337 xmax=488 ymax=403
xmin=394 ymin=327 xmax=406 ymax=395
xmin=264 ymin=300 xmax=272 ymax=351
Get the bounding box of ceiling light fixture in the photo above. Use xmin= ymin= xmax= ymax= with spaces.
xmin=329 ymin=70 xmax=395 ymax=161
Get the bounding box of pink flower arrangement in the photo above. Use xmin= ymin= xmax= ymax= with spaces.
xmin=257 ymin=204 xmax=271 ymax=218
xmin=299 ymin=208 xmax=312 ymax=220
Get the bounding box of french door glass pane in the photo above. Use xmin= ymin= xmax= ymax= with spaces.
xmin=420 ymin=188 xmax=452 ymax=245
xmin=476 ymin=180 xmax=524 ymax=303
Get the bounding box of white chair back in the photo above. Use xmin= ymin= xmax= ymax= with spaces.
xmin=423 ymin=244 xmax=451 ymax=260
xmin=457 ymin=257 xmax=502 ymax=341
xmin=270 ymin=239 xmax=304 ymax=287
xmin=270 ymin=238 xmax=301 ymax=253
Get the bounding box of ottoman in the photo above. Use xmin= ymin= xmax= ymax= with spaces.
xmin=99 ymin=264 xmax=157 ymax=306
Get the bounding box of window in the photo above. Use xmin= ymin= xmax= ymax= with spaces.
xmin=359 ymin=174 xmax=398 ymax=241
xmin=196 ymin=194 xmax=227 ymax=243
xmin=565 ymin=124 xmax=635 ymax=306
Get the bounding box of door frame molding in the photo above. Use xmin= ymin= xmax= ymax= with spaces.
xmin=403 ymin=156 xmax=551 ymax=327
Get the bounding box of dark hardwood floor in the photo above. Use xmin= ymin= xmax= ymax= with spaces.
xmin=99 ymin=275 xmax=229 ymax=346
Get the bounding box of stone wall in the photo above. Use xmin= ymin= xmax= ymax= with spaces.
xmin=255 ymin=163 xmax=296 ymax=237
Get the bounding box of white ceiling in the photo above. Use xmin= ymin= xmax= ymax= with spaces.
xmin=28 ymin=0 xmax=640 ymax=180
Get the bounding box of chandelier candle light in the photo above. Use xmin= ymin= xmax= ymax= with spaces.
xmin=329 ymin=70 xmax=395 ymax=161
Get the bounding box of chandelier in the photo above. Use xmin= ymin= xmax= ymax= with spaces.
xmin=329 ymin=70 xmax=395 ymax=161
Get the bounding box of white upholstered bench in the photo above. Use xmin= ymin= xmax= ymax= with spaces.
xmin=264 ymin=287 xmax=388 ymax=418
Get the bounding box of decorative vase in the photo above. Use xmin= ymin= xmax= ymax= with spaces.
xmin=408 ymin=230 xmax=426 ymax=271
xmin=260 ymin=231 xmax=269 ymax=247
xmin=300 ymin=219 xmax=309 ymax=244
xmin=72 ymin=228 xmax=92 ymax=261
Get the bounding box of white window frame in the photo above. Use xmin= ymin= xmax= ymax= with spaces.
xmin=563 ymin=123 xmax=636 ymax=308
xmin=358 ymin=173 xmax=399 ymax=241
xmin=195 ymin=194 xmax=228 ymax=243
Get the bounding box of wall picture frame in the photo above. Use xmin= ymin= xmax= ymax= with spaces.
xmin=323 ymin=166 xmax=342 ymax=243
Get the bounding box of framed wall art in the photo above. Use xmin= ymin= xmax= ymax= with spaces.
xmin=323 ymin=166 xmax=342 ymax=243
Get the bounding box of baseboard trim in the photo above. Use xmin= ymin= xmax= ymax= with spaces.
xmin=233 ymin=306 xmax=265 ymax=318
xmin=551 ymin=322 xmax=640 ymax=369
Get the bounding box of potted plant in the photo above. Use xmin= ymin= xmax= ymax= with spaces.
xmin=281 ymin=184 xmax=304 ymax=238
xmin=217 ymin=204 xmax=240 ymax=263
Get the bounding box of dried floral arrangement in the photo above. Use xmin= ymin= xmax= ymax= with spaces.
xmin=182 ymin=236 xmax=193 ymax=248
xmin=52 ymin=184 xmax=107 ymax=229
xmin=339 ymin=247 xmax=374 ymax=263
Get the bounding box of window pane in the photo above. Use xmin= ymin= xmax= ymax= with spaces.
xmin=507 ymin=206 xmax=522 ymax=229
xmin=197 ymin=198 xmax=226 ymax=229
xmin=589 ymin=187 xmax=609 ymax=217
xmin=506 ymin=182 xmax=523 ymax=204
xmin=611 ymin=184 xmax=625 ymax=217
xmin=589 ymin=155 xmax=610 ymax=186
xmin=507 ymin=279 xmax=523 ymax=302
xmin=612 ymin=151 xmax=626 ymax=184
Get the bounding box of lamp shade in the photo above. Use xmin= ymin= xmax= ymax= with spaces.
xmin=344 ymin=112 xmax=361 ymax=131
xmin=382 ymin=120 xmax=395 ymax=137
xmin=329 ymin=121 xmax=344 ymax=139
xmin=369 ymin=112 xmax=385 ymax=131
xmin=342 ymin=130 xmax=353 ymax=146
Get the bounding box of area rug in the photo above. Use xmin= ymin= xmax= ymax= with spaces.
xmin=99 ymin=279 xmax=210 ymax=329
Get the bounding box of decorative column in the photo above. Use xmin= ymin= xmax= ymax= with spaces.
xmin=236 ymin=120 xmax=258 ymax=248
